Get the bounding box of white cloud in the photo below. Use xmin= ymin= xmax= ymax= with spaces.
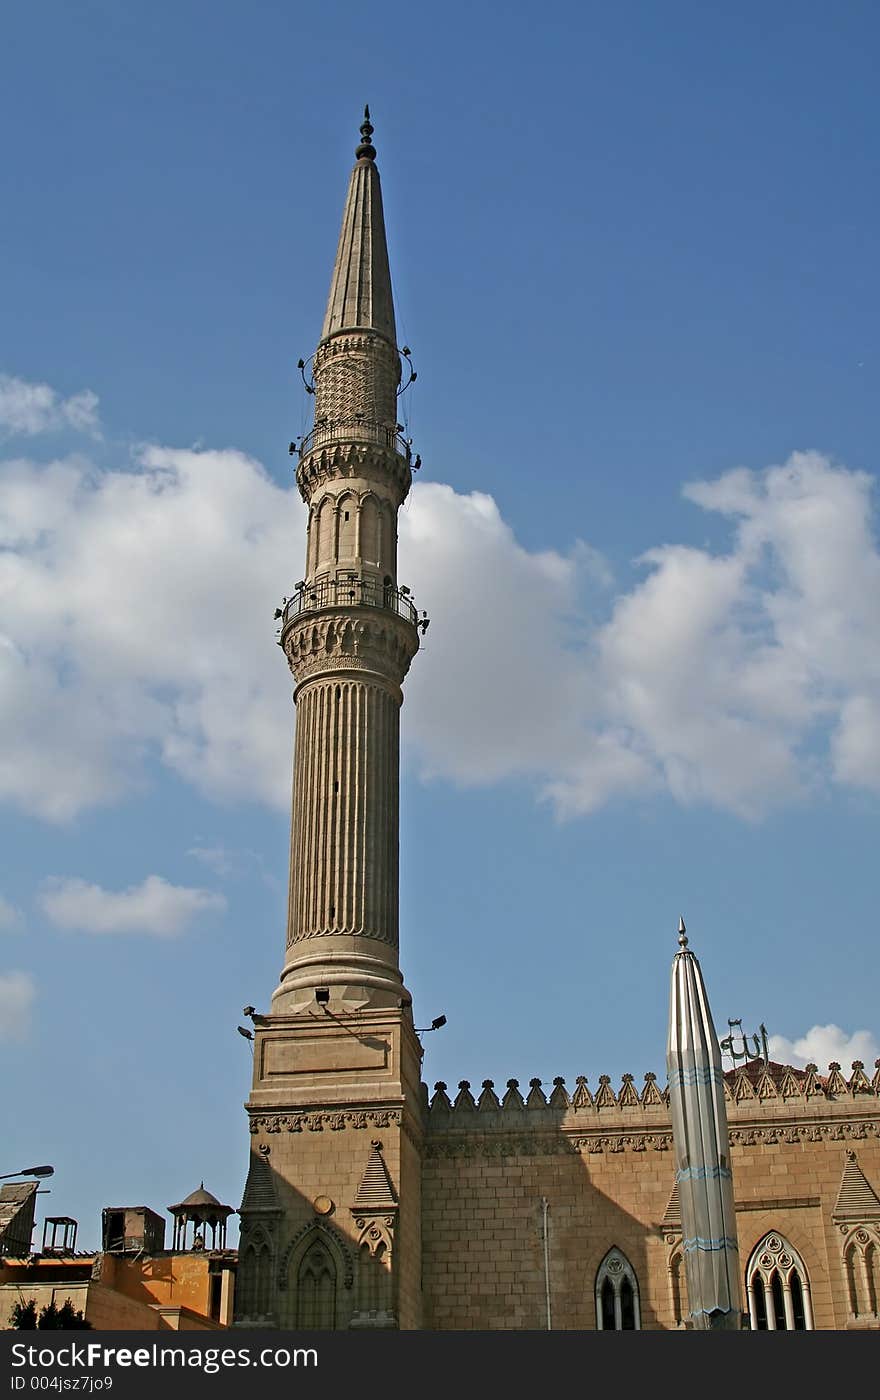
xmin=0 ymin=374 xmax=100 ymax=437
xmin=0 ymin=971 xmax=35 ymax=1041
xmin=0 ymin=445 xmax=300 ymax=818
xmin=40 ymin=875 xmax=226 ymax=937
xmin=1 ymin=433 xmax=879 ymax=822
xmin=402 ymin=454 xmax=880 ymax=819
xmin=0 ymin=895 xmax=24 ymax=932
xmin=769 ymin=1024 xmax=879 ymax=1072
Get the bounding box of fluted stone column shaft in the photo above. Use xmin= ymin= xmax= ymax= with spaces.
xmin=287 ymin=677 xmax=399 ymax=949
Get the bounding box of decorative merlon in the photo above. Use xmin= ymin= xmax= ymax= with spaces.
xmin=426 ymin=1062 xmax=880 ymax=1119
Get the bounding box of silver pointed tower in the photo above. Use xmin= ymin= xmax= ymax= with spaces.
xmin=666 ymin=917 xmax=742 ymax=1329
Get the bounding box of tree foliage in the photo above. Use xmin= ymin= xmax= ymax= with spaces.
xmin=9 ymin=1297 xmax=92 ymax=1329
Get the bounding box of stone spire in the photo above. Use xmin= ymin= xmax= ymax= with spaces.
xmin=321 ymin=107 xmax=396 ymax=346
xmin=271 ymin=110 xmax=421 ymax=1013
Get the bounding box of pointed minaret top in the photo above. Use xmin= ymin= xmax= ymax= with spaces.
xmin=321 ymin=108 xmax=396 ymax=344
xmin=678 ymin=915 xmax=688 ymax=948
xmin=355 ymin=104 xmax=376 ymax=162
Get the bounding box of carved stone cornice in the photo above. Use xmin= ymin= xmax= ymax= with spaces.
xmin=315 ymin=330 xmax=397 ymax=363
xmin=729 ymin=1119 xmax=880 ymax=1146
xmin=297 ymin=440 xmax=411 ymax=505
xmin=284 ymin=611 xmax=418 ymax=689
xmin=249 ymin=1107 xmax=404 ymax=1135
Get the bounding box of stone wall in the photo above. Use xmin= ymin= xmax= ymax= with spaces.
xmin=420 ymin=1063 xmax=880 ymax=1329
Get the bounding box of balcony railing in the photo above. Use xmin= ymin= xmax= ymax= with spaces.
xmin=298 ymin=418 xmax=412 ymax=462
xmin=280 ymin=577 xmax=419 ymax=629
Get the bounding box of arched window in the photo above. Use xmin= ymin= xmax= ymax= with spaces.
xmin=595 ymin=1247 xmax=641 ymax=1330
xmin=337 ymin=494 xmax=356 ymax=561
xmin=236 ymin=1228 xmax=273 ymax=1322
xmin=356 ymin=1239 xmax=390 ymax=1315
xmin=746 ymin=1233 xmax=813 ymax=1330
xmin=359 ymin=495 xmax=380 ymax=565
xmin=843 ymin=1230 xmax=880 ymax=1320
xmin=316 ymin=496 xmax=335 ymax=569
xmin=296 ymin=1238 xmax=337 ymax=1330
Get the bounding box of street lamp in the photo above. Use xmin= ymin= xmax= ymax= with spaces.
xmin=0 ymin=1165 xmax=54 ymax=1181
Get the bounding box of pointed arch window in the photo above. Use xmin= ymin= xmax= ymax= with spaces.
xmin=843 ymin=1229 xmax=880 ymax=1321
xmin=237 ymin=1228 xmax=273 ymax=1322
xmin=296 ymin=1238 xmax=337 ymax=1330
xmin=746 ymin=1233 xmax=813 ymax=1330
xmin=595 ymin=1248 xmax=641 ymax=1330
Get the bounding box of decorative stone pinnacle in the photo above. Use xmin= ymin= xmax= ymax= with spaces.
xmin=678 ymin=915 xmax=688 ymax=948
xmin=356 ymin=104 xmax=376 ymax=161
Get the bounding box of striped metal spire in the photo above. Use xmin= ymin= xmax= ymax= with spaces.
xmin=666 ymin=917 xmax=743 ymax=1329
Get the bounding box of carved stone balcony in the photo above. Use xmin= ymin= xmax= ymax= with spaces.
xmin=279 ymin=576 xmax=419 ymax=633
xmin=298 ymin=417 xmax=412 ymax=462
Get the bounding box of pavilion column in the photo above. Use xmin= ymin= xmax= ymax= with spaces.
xmin=763 ymin=1278 xmax=776 ymax=1329
xmin=747 ymin=1279 xmax=759 ymax=1330
xmin=781 ymin=1278 xmax=795 ymax=1331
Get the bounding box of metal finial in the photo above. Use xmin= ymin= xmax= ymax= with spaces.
xmin=678 ymin=915 xmax=688 ymax=948
xmin=356 ymin=105 xmax=376 ymax=162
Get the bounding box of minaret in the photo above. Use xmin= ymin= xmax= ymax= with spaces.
xmin=236 ymin=111 xmax=425 ymax=1330
xmin=273 ymin=103 xmax=421 ymax=1016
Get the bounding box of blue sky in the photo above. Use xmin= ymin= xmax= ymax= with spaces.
xmin=2 ymin=0 xmax=878 ymax=1250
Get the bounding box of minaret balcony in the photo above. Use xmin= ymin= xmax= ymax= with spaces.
xmin=298 ymin=417 xmax=412 ymax=462
xmin=279 ymin=576 xmax=419 ymax=632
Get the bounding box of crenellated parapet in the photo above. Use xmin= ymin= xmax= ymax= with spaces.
xmin=422 ymin=1062 xmax=880 ymax=1158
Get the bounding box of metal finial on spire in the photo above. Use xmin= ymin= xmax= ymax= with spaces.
xmin=678 ymin=915 xmax=688 ymax=948
xmin=356 ymin=104 xmax=376 ymax=162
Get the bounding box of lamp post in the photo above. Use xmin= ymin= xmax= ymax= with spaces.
xmin=0 ymin=1166 xmax=54 ymax=1181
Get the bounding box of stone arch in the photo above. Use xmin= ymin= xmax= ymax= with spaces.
xmin=336 ymin=490 xmax=358 ymax=562
xmin=296 ymin=1237 xmax=337 ymax=1329
xmin=305 ymin=504 xmax=317 ymax=576
xmin=277 ymin=1220 xmax=355 ymax=1332
xmin=745 ymin=1231 xmax=814 ymax=1330
xmin=841 ymin=1226 xmax=880 ymax=1320
xmin=356 ymin=1238 xmax=391 ymax=1315
xmin=383 ymin=500 xmax=397 ymax=576
xmin=595 ymin=1246 xmax=641 ymax=1330
xmin=359 ymin=492 xmax=382 ymax=565
xmin=316 ymin=495 xmax=335 ymax=569
xmin=278 ymin=1219 xmax=354 ymax=1292
xmin=237 ymin=1222 xmax=275 ymax=1322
